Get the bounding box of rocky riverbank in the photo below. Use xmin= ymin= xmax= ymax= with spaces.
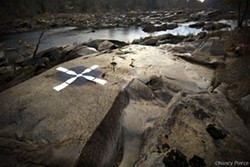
xmin=0 ymin=9 xmax=236 ymax=35
xmin=0 ymin=22 xmax=249 ymax=166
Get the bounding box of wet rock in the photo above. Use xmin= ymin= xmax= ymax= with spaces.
xmin=142 ymin=25 xmax=165 ymax=32
xmin=206 ymin=124 xmax=227 ymax=140
xmin=163 ymin=149 xmax=188 ymax=167
xmin=189 ymin=22 xmax=205 ymax=29
xmin=161 ymin=23 xmax=178 ymax=30
xmin=142 ymin=23 xmax=178 ymax=33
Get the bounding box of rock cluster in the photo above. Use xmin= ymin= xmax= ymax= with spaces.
xmin=0 ymin=39 xmax=127 ymax=92
xmin=0 ymin=32 xmax=249 ymax=167
xmin=135 ymin=93 xmax=250 ymax=167
xmin=0 ymin=9 xmax=235 ymax=35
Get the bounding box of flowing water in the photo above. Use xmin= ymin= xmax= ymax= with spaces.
xmin=0 ymin=20 xmax=236 ymax=52
xmin=0 ymin=22 xmax=203 ymax=51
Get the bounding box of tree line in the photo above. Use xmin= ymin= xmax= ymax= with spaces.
xmin=0 ymin=0 xmax=249 ymax=27
xmin=0 ymin=0 xmax=204 ymax=16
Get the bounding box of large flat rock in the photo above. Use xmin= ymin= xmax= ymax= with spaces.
xmin=0 ymin=44 xmax=214 ymax=166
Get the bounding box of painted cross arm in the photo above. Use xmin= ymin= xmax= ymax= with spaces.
xmin=53 ymin=65 xmax=107 ymax=91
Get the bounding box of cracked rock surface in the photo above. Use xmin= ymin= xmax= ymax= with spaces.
xmin=0 ymin=42 xmax=249 ymax=166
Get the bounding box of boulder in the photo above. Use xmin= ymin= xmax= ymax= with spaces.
xmin=98 ymin=40 xmax=118 ymax=51
xmin=34 ymin=45 xmax=98 ymax=73
xmin=14 ymin=55 xmax=25 ymax=66
xmin=60 ymin=45 xmax=98 ymax=62
xmin=240 ymin=94 xmax=250 ymax=112
xmin=135 ymin=93 xmax=250 ymax=167
xmin=142 ymin=25 xmax=165 ymax=33
xmin=0 ymin=44 xmax=215 ymax=166
xmin=4 ymin=48 xmax=20 ymax=64
xmin=87 ymin=39 xmax=127 ymax=51
xmin=194 ymin=37 xmax=226 ymax=57
xmin=189 ymin=22 xmax=205 ymax=29
xmin=140 ymin=37 xmax=158 ymax=46
xmin=157 ymin=33 xmax=186 ymax=44
xmin=160 ymin=23 xmax=178 ymax=30
xmin=142 ymin=23 xmax=178 ymax=33
xmin=177 ymin=37 xmax=226 ymax=66
xmin=0 ymin=51 xmax=8 ymax=67
xmin=203 ymin=22 xmax=231 ymax=31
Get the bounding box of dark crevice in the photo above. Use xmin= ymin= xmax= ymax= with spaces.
xmin=77 ymin=91 xmax=129 ymax=167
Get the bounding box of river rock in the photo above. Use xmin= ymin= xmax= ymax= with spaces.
xmin=135 ymin=93 xmax=250 ymax=167
xmin=177 ymin=37 xmax=226 ymax=66
xmin=4 ymin=48 xmax=20 ymax=65
xmin=203 ymin=22 xmax=231 ymax=31
xmin=60 ymin=45 xmax=98 ymax=62
xmin=0 ymin=51 xmax=8 ymax=67
xmin=0 ymin=44 xmax=215 ymax=166
xmin=240 ymin=94 xmax=250 ymax=113
xmin=157 ymin=34 xmax=186 ymax=44
xmin=142 ymin=23 xmax=178 ymax=33
xmin=14 ymin=55 xmax=25 ymax=66
xmin=34 ymin=45 xmax=98 ymax=73
xmin=98 ymin=40 xmax=118 ymax=51
xmin=189 ymin=22 xmax=205 ymax=29
xmin=140 ymin=37 xmax=159 ymax=46
xmin=87 ymin=39 xmax=127 ymax=51
xmin=161 ymin=23 xmax=178 ymax=30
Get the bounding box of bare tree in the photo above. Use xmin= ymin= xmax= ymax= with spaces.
xmin=225 ymin=0 xmax=250 ymax=27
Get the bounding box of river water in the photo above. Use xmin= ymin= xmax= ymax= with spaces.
xmin=0 ymin=20 xmax=236 ymax=51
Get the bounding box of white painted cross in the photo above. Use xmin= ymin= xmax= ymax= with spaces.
xmin=53 ymin=65 xmax=107 ymax=91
